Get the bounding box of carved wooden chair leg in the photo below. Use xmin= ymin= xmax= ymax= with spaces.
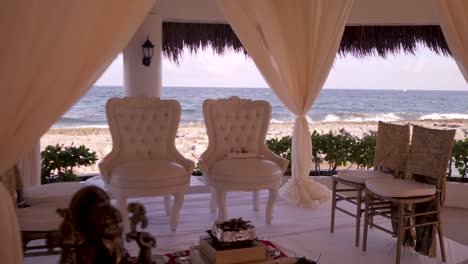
xmin=164 ymin=195 xmax=172 ymax=216
xmin=210 ymin=189 xmax=217 ymax=214
xmin=253 ymin=191 xmax=260 ymax=212
xmin=266 ymin=188 xmax=278 ymax=224
xmin=170 ymin=192 xmax=184 ymax=231
xmin=216 ymin=190 xmax=227 ymax=222
xmin=118 ymin=195 xmax=129 ymax=234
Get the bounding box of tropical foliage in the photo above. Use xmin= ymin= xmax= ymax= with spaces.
xmin=267 ymin=131 xmax=467 ymax=181
xmin=451 ymin=138 xmax=468 ymax=180
xmin=41 ymin=144 xmax=97 ymax=184
xmin=266 ymin=135 xmax=292 ymax=175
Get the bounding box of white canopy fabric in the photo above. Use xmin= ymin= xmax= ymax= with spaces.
xmin=437 ymin=0 xmax=468 ymax=83
xmin=0 ymin=184 xmax=22 ymax=263
xmin=18 ymin=143 xmax=41 ymax=187
xmin=0 ymin=0 xmax=155 ymax=175
xmin=216 ymin=0 xmax=354 ymax=207
xmin=0 ymin=0 xmax=154 ymax=258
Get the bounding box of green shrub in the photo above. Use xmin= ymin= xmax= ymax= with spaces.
xmin=311 ymin=131 xmax=325 ymax=173
xmin=192 ymin=163 xmax=203 ymax=176
xmin=267 ymin=131 xmax=466 ymax=181
xmin=266 ymin=136 xmax=292 ymax=174
xmin=41 ymin=144 xmax=97 ymax=184
xmin=269 ymin=131 xmax=359 ymax=176
xmin=320 ymin=132 xmax=355 ymax=175
xmin=350 ymin=133 xmax=376 ymax=169
xmin=452 ymin=138 xmax=468 ymax=179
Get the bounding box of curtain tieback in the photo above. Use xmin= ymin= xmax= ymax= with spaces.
xmin=294 ymin=115 xmax=308 ymax=123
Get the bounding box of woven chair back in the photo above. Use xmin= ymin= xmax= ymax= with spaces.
xmin=373 ymin=121 xmax=411 ymax=176
xmin=408 ymin=125 xmax=455 ymax=180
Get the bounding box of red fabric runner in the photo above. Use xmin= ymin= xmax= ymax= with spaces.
xmin=164 ymin=240 xmax=287 ymax=264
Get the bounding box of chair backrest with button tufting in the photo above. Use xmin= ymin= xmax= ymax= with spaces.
xmin=202 ymin=96 xmax=271 ymax=162
xmin=106 ymin=97 xmax=181 ymax=162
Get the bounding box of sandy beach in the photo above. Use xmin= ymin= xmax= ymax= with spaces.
xmin=41 ymin=119 xmax=468 ymax=174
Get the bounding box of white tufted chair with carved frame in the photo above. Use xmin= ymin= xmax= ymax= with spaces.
xmin=99 ymin=97 xmax=194 ymax=231
xmin=200 ymin=96 xmax=289 ymax=224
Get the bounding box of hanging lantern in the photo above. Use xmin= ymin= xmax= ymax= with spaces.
xmin=142 ymin=36 xmax=154 ymax=67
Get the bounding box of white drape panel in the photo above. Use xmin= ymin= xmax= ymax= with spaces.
xmin=18 ymin=142 xmax=41 ymax=187
xmin=217 ymin=0 xmax=353 ymax=207
xmin=0 ymin=184 xmax=22 ymax=263
xmin=437 ymin=0 xmax=468 ymax=82
xmin=0 ymin=0 xmax=155 ymax=174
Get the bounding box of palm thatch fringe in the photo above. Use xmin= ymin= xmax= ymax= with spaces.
xmin=162 ymin=22 xmax=451 ymax=62
xmin=340 ymin=25 xmax=450 ymax=58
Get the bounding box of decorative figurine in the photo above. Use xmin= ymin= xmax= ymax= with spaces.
xmin=54 ymin=186 xmax=129 ymax=264
xmin=128 ymin=202 xmax=149 ymax=232
xmin=51 ymin=186 xmax=158 ymax=264
xmin=126 ymin=202 xmax=157 ymax=264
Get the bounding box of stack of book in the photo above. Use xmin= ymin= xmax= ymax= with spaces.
xmin=191 ymin=237 xmax=275 ymax=264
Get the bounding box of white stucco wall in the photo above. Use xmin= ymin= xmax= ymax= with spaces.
xmin=445 ymin=182 xmax=468 ymax=209
xmin=123 ymin=13 xmax=162 ymax=97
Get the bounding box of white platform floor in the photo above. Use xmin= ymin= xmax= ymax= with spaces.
xmin=24 ymin=189 xmax=468 ymax=264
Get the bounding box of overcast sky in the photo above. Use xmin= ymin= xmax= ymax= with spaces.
xmin=96 ymin=46 xmax=467 ymax=91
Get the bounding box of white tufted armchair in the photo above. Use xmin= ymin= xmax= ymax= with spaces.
xmin=200 ymin=96 xmax=289 ymax=224
xmin=99 ymin=97 xmax=194 ymax=231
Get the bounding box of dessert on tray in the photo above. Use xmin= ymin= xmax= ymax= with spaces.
xmin=211 ymin=218 xmax=256 ymax=244
xmin=194 ymin=218 xmax=269 ymax=264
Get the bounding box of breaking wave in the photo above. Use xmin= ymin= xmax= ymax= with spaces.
xmin=418 ymin=113 xmax=468 ymax=120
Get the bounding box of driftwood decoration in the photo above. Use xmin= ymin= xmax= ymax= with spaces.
xmin=162 ymin=22 xmax=451 ymax=63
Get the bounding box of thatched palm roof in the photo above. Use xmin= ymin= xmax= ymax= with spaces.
xmin=162 ymin=22 xmax=451 ymax=62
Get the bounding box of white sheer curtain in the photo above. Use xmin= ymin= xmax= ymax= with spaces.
xmin=0 ymin=0 xmax=155 ymax=174
xmin=0 ymin=184 xmax=22 ymax=263
xmin=437 ymin=0 xmax=468 ymax=82
xmin=216 ymin=0 xmax=353 ymax=207
xmin=18 ymin=143 xmax=41 ymax=187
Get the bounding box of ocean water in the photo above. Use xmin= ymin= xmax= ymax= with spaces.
xmin=55 ymin=86 xmax=468 ymax=128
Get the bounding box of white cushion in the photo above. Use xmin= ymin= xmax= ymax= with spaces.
xmin=110 ymin=160 xmax=189 ymax=189
xmin=23 ymin=182 xmax=84 ymax=206
xmin=210 ymin=158 xmax=282 ymax=184
xmin=17 ymin=201 xmax=69 ymax=231
xmin=366 ymin=178 xmax=436 ymax=198
xmin=336 ymin=170 xmax=393 ymax=184
xmin=84 ymin=175 xmax=108 ymax=190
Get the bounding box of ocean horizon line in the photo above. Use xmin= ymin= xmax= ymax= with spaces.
xmin=93 ymin=85 xmax=468 ymax=92
xmin=57 ymin=86 xmax=468 ymax=129
xmin=52 ymin=115 xmax=468 ymax=130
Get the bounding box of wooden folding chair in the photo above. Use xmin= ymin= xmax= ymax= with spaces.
xmin=362 ymin=125 xmax=455 ymax=264
xmin=330 ymin=121 xmax=410 ymax=247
